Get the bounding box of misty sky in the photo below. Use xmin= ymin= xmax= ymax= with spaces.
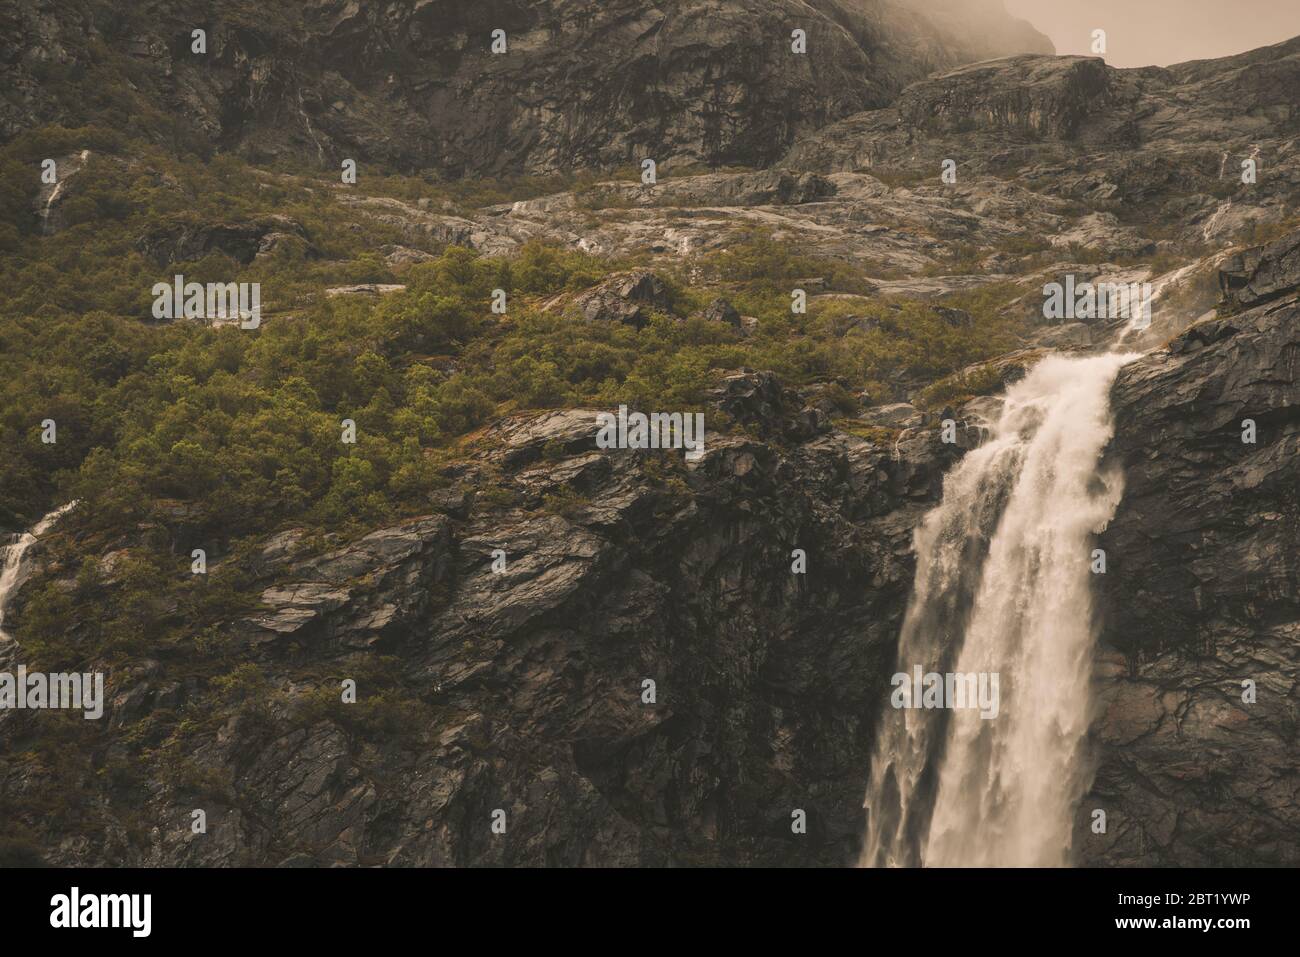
xmin=1003 ymin=0 xmax=1300 ymax=67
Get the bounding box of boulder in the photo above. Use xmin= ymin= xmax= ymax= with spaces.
xmin=862 ymin=402 xmax=925 ymax=429
xmin=700 ymin=297 xmax=742 ymax=327
xmin=324 ymin=284 xmax=406 ymax=298
xmin=573 ymin=270 xmax=673 ymax=330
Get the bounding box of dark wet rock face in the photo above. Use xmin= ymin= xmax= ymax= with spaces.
xmin=0 ymin=375 xmax=963 ymax=866
xmin=709 ymin=369 xmax=833 ymax=444
xmin=901 ymin=56 xmax=1122 ymax=141
xmin=0 ymin=0 xmax=1050 ymax=176
xmin=1085 ymin=233 xmax=1300 ymax=867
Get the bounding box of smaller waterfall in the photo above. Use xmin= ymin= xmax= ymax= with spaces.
xmin=0 ymin=502 xmax=77 ymax=641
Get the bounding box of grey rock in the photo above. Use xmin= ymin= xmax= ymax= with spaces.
xmin=783 ymin=41 xmax=1300 ymax=250
xmin=323 ymin=283 xmax=406 ymax=298
xmin=862 ymin=402 xmax=925 ymax=430
xmin=709 ymin=369 xmax=830 ymax=443
xmin=486 ymin=409 xmax=604 ymax=469
xmin=381 ymin=245 xmax=438 ymax=269
xmin=428 ymin=487 xmax=476 ymax=520
xmin=245 ymin=515 xmax=452 ymax=649
xmin=573 ymin=270 xmax=673 ymax=330
xmin=1218 ymin=227 xmax=1300 ymax=311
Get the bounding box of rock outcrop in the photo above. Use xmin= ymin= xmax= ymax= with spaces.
xmin=782 ymin=40 xmax=1300 ymax=247
xmin=137 ymin=216 xmax=315 ymax=266
xmin=572 ymin=270 xmax=675 ymax=329
xmin=1218 ymin=227 xmax=1300 ymax=311
xmin=700 ymin=297 xmax=742 ymax=328
xmin=289 ymin=37 xmax=1299 ymax=284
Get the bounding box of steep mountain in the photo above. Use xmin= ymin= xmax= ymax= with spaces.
xmin=1 ymin=0 xmax=1051 ymax=175
xmin=0 ymin=5 xmax=1297 ymax=869
xmin=208 ymin=42 xmax=1293 ymax=308
xmin=3 ymin=231 xmax=1295 ymax=866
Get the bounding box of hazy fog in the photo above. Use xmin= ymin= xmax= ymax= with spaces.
xmin=1003 ymin=0 xmax=1300 ymax=67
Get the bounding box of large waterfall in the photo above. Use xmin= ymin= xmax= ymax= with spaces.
xmin=861 ymin=353 xmax=1135 ymax=867
xmin=0 ymin=502 xmax=76 ymax=642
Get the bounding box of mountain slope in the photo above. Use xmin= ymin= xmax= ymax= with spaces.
xmin=2 ymin=10 xmax=1299 ymax=869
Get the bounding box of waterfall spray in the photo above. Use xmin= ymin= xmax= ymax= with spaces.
xmin=861 ymin=354 xmax=1135 ymax=867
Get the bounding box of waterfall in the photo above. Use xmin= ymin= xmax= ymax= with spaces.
xmin=0 ymin=502 xmax=77 ymax=642
xmin=861 ymin=353 xmax=1135 ymax=867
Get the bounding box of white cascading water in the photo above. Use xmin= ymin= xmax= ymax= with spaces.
xmin=861 ymin=353 xmax=1135 ymax=867
xmin=0 ymin=502 xmax=77 ymax=642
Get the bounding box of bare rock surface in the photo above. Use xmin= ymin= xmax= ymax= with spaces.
xmin=1086 ymin=229 xmax=1300 ymax=866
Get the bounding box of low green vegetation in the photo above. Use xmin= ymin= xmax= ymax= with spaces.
xmin=1 ymin=127 xmax=1029 ymax=543
xmin=912 ymin=353 xmax=1038 ymax=411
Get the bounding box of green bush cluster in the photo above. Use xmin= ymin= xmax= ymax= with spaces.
xmin=1 ymin=127 xmax=1026 ymax=548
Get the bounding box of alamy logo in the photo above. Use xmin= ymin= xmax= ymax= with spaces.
xmin=595 ymin=405 xmax=705 ymax=461
xmin=152 ymin=274 xmax=261 ymax=328
xmin=1042 ymin=276 xmax=1152 ymax=329
xmin=891 ymin=665 xmax=1000 ymax=719
xmin=0 ymin=665 xmax=103 ymax=719
xmin=50 ymin=887 xmax=151 ymax=937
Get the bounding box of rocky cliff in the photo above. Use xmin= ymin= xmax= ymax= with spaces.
xmin=1085 ymin=231 xmax=1300 ymax=866
xmin=1 ymin=0 xmax=1050 ymax=175
xmin=205 ymin=38 xmax=1295 ymax=291
xmin=1 ymin=373 xmax=974 ymax=866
